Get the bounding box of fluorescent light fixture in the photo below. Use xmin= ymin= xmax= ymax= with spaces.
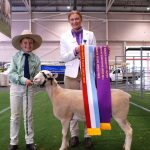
xmin=67 ymin=6 xmax=71 ymax=9
xmin=147 ymin=7 xmax=150 ymax=10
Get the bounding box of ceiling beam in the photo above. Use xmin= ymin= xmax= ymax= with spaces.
xmin=106 ymin=0 xmax=115 ymax=13
xmin=22 ymin=0 xmax=30 ymax=12
xmin=11 ymin=0 xmax=150 ymax=13
xmin=73 ymin=0 xmax=77 ymax=10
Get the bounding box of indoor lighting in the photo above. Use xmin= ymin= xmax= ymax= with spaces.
xmin=147 ymin=7 xmax=150 ymax=11
xmin=67 ymin=6 xmax=71 ymax=9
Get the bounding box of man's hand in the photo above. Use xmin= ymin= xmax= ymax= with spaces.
xmin=75 ymin=46 xmax=80 ymax=55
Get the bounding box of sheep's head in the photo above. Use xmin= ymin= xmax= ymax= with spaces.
xmin=33 ymin=70 xmax=58 ymax=86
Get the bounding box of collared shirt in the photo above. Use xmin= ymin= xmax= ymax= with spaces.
xmin=71 ymin=27 xmax=83 ymax=45
xmin=8 ymin=50 xmax=41 ymax=85
xmin=71 ymin=27 xmax=83 ymax=57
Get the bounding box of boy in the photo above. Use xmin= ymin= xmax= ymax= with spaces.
xmin=8 ymin=30 xmax=42 ymax=150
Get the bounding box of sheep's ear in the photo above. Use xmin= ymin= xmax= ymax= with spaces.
xmin=52 ymin=73 xmax=58 ymax=79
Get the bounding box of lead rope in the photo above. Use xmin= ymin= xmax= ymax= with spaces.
xmin=26 ymin=85 xmax=29 ymax=136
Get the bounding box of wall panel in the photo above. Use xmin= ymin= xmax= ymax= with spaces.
xmin=0 ymin=12 xmax=150 ymax=64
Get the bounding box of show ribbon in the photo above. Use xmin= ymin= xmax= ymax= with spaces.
xmin=80 ymin=45 xmax=101 ymax=136
xmin=95 ymin=46 xmax=112 ymax=130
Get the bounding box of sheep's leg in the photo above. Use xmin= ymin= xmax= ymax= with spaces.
xmin=114 ymin=118 xmax=132 ymax=150
xmin=59 ymin=119 xmax=70 ymax=150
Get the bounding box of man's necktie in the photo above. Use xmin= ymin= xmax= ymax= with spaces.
xmin=23 ymin=53 xmax=30 ymax=79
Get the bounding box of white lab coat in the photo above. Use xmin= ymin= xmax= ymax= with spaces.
xmin=60 ymin=29 xmax=96 ymax=78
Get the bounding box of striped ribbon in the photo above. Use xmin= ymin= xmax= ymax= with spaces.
xmin=80 ymin=45 xmax=101 ymax=136
xmin=80 ymin=45 xmax=112 ymax=136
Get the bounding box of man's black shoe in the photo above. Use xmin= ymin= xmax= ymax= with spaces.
xmin=26 ymin=143 xmax=37 ymax=150
xmin=8 ymin=145 xmax=18 ymax=150
xmin=84 ymin=137 xmax=92 ymax=149
xmin=70 ymin=136 xmax=79 ymax=147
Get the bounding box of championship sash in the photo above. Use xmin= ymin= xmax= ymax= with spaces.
xmin=80 ymin=45 xmax=101 ymax=136
xmin=80 ymin=45 xmax=112 ymax=135
xmin=95 ymin=46 xmax=112 ymax=130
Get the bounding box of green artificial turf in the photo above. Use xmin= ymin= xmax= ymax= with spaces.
xmin=0 ymin=90 xmax=150 ymax=150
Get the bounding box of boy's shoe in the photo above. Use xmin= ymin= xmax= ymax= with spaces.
xmin=8 ymin=145 xmax=18 ymax=150
xmin=26 ymin=143 xmax=37 ymax=150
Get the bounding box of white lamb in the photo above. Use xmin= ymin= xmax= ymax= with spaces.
xmin=33 ymin=70 xmax=132 ymax=150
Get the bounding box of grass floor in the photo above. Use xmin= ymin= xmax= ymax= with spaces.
xmin=0 ymin=90 xmax=150 ymax=150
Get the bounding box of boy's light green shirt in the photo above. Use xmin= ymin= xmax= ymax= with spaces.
xmin=8 ymin=50 xmax=41 ymax=85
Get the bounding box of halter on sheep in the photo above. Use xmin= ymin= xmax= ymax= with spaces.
xmin=39 ymin=71 xmax=54 ymax=87
xmin=33 ymin=70 xmax=133 ymax=150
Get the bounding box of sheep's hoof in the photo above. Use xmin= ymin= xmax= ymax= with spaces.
xmin=59 ymin=147 xmax=67 ymax=150
xmin=123 ymin=144 xmax=130 ymax=150
xmin=123 ymin=144 xmax=125 ymax=149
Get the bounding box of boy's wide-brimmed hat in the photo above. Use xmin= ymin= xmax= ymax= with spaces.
xmin=12 ymin=30 xmax=42 ymax=50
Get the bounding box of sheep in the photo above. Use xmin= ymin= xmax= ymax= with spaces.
xmin=33 ymin=70 xmax=133 ymax=150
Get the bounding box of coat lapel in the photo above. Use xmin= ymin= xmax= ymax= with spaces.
xmin=82 ymin=30 xmax=88 ymax=45
xmin=68 ymin=31 xmax=78 ymax=45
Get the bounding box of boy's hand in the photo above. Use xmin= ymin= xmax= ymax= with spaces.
xmin=25 ymin=79 xmax=33 ymax=86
